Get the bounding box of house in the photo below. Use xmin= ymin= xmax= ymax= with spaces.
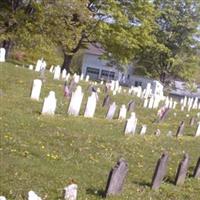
xmin=81 ymin=44 xmax=163 ymax=96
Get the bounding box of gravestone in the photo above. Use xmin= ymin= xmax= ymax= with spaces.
xmin=189 ymin=117 xmax=195 ymax=126
xmin=49 ymin=65 xmax=54 ymax=73
xmin=167 ymin=131 xmax=173 ymax=137
xmin=140 ymin=125 xmax=147 ymax=135
xmin=35 ymin=59 xmax=43 ymax=72
xmin=158 ymin=108 xmax=170 ymax=123
xmin=28 ymin=191 xmax=42 ymax=200
xmin=68 ymin=86 xmax=84 ymax=116
xmin=105 ymin=158 xmax=128 ymax=197
xmin=106 ymin=102 xmax=117 ymax=120
xmin=154 ymin=129 xmax=161 ymax=136
xmin=176 ymin=121 xmax=185 ymax=137
xmin=102 ymin=95 xmax=110 ymax=107
xmin=0 ymin=196 xmax=6 ymax=200
xmin=175 ymin=153 xmax=189 ymax=185
xmin=84 ymin=92 xmax=97 ymax=118
xmin=0 ymin=48 xmax=6 ymax=62
xmin=69 ymin=79 xmax=77 ymax=94
xmin=151 ymin=152 xmax=169 ymax=190
xmin=30 ymin=79 xmax=42 ymax=101
xmin=195 ymin=122 xmax=200 ymax=137
xmin=29 ymin=65 xmax=34 ymax=70
xmin=118 ymin=104 xmax=127 ymax=120
xmin=127 ymin=100 xmax=135 ymax=112
xmin=63 ymin=184 xmax=78 ymax=200
xmin=85 ymin=75 xmax=90 ymax=82
xmin=193 ymin=157 xmax=200 ymax=178
xmin=41 ymin=91 xmax=57 ymax=115
xmin=143 ymin=98 xmax=149 ymax=108
xmin=53 ymin=65 xmax=61 ymax=80
xmin=124 ymin=112 xmax=137 ymax=135
xmin=62 ymin=69 xmax=67 ymax=79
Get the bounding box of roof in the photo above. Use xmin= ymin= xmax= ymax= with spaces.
xmin=85 ymin=44 xmax=105 ymax=56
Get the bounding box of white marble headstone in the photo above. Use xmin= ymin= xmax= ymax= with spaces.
xmin=53 ymin=65 xmax=61 ymax=80
xmin=106 ymin=102 xmax=117 ymax=120
xmin=0 ymin=196 xmax=6 ymax=200
xmin=124 ymin=112 xmax=137 ymax=135
xmin=63 ymin=184 xmax=78 ymax=200
xmin=28 ymin=191 xmax=42 ymax=200
xmin=84 ymin=92 xmax=97 ymax=118
xmin=118 ymin=104 xmax=127 ymax=120
xmin=195 ymin=122 xmax=200 ymax=137
xmin=42 ymin=91 xmax=57 ymax=115
xmin=0 ymin=48 xmax=6 ymax=62
xmin=30 ymin=79 xmax=42 ymax=101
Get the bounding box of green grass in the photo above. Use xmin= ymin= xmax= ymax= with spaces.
xmin=0 ymin=63 xmax=200 ymax=200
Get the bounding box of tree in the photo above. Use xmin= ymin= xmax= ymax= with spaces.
xmin=137 ymin=0 xmax=200 ymax=83
xmin=36 ymin=0 xmax=156 ymax=72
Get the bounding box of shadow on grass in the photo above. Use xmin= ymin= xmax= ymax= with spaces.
xmin=132 ymin=180 xmax=151 ymax=187
xmin=86 ymin=188 xmax=105 ymax=198
xmin=164 ymin=176 xmax=175 ymax=185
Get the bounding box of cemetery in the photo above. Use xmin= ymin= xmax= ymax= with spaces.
xmin=0 ymin=1 xmax=200 ymax=200
xmin=0 ymin=61 xmax=199 ymax=200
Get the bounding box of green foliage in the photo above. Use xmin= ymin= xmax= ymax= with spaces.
xmin=137 ymin=0 xmax=200 ymax=83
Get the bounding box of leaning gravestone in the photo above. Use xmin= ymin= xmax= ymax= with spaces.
xmin=175 ymin=153 xmax=189 ymax=185
xmin=151 ymin=152 xmax=169 ymax=190
xmin=41 ymin=91 xmax=57 ymax=115
xmin=106 ymin=102 xmax=117 ymax=120
xmin=158 ymin=108 xmax=170 ymax=123
xmin=30 ymin=79 xmax=42 ymax=101
xmin=193 ymin=157 xmax=200 ymax=178
xmin=127 ymin=100 xmax=135 ymax=112
xmin=189 ymin=117 xmax=195 ymax=126
xmin=176 ymin=121 xmax=185 ymax=137
xmin=63 ymin=184 xmax=78 ymax=200
xmin=102 ymin=95 xmax=110 ymax=107
xmin=105 ymin=158 xmax=128 ymax=197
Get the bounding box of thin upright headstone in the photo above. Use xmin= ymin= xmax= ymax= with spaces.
xmin=102 ymin=95 xmax=110 ymax=107
xmin=84 ymin=92 xmax=97 ymax=118
xmin=151 ymin=152 xmax=169 ymax=190
xmin=0 ymin=48 xmax=6 ymax=62
xmin=193 ymin=157 xmax=200 ymax=178
xmin=118 ymin=104 xmax=127 ymax=120
xmin=30 ymin=79 xmax=42 ymax=101
xmin=176 ymin=121 xmax=185 ymax=137
xmin=124 ymin=112 xmax=137 ymax=135
xmin=106 ymin=102 xmax=117 ymax=120
xmin=0 ymin=196 xmax=6 ymax=200
xmin=140 ymin=125 xmax=147 ymax=135
xmin=127 ymin=100 xmax=135 ymax=112
xmin=53 ymin=65 xmax=61 ymax=80
xmin=195 ymin=122 xmax=200 ymax=137
xmin=41 ymin=91 xmax=57 ymax=115
xmin=105 ymin=158 xmax=128 ymax=197
xmin=175 ymin=153 xmax=189 ymax=185
xmin=28 ymin=191 xmax=42 ymax=200
xmin=189 ymin=117 xmax=195 ymax=126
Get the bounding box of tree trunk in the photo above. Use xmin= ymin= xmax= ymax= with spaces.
xmin=61 ymin=53 xmax=73 ymax=72
xmin=2 ymin=40 xmax=12 ymax=58
xmin=160 ymin=72 xmax=166 ymax=84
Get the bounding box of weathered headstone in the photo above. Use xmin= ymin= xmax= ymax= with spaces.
xmin=68 ymin=86 xmax=84 ymax=116
xmin=0 ymin=196 xmax=6 ymax=200
xmin=106 ymin=102 xmax=117 ymax=120
xmin=30 ymin=79 xmax=42 ymax=101
xmin=140 ymin=125 xmax=147 ymax=135
xmin=189 ymin=117 xmax=195 ymax=126
xmin=193 ymin=157 xmax=200 ymax=178
xmin=63 ymin=184 xmax=78 ymax=200
xmin=102 ymin=95 xmax=110 ymax=107
xmin=118 ymin=104 xmax=127 ymax=120
xmin=35 ymin=59 xmax=43 ymax=72
xmin=84 ymin=92 xmax=97 ymax=118
xmin=124 ymin=112 xmax=137 ymax=135
xmin=62 ymin=69 xmax=67 ymax=79
xmin=175 ymin=153 xmax=189 ymax=185
xmin=151 ymin=152 xmax=169 ymax=190
xmin=176 ymin=121 xmax=185 ymax=137
xmin=127 ymin=100 xmax=135 ymax=112
xmin=195 ymin=122 xmax=200 ymax=137
xmin=53 ymin=65 xmax=61 ymax=80
xmin=0 ymin=48 xmax=6 ymax=62
xmin=28 ymin=191 xmax=42 ymax=200
xmin=41 ymin=91 xmax=57 ymax=115
xmin=105 ymin=158 xmax=128 ymax=197
xmin=29 ymin=64 xmax=34 ymax=70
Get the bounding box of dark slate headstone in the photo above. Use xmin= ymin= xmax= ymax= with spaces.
xmin=151 ymin=152 xmax=169 ymax=190
xmin=127 ymin=100 xmax=135 ymax=112
xmin=176 ymin=121 xmax=185 ymax=137
xmin=102 ymin=95 xmax=110 ymax=107
xmin=189 ymin=117 xmax=195 ymax=126
xmin=175 ymin=153 xmax=189 ymax=185
xmin=159 ymin=108 xmax=170 ymax=123
xmin=105 ymin=158 xmax=128 ymax=197
xmin=193 ymin=157 xmax=200 ymax=178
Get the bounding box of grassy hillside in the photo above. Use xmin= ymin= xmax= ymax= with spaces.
xmin=0 ymin=63 xmax=200 ymax=200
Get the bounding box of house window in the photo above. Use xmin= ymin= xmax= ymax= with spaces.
xmin=86 ymin=67 xmax=100 ymax=79
xmin=135 ymin=81 xmax=142 ymax=87
xmin=101 ymin=70 xmax=115 ymax=80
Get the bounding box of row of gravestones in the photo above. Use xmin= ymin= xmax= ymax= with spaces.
xmin=105 ymin=153 xmax=200 ymax=197
xmin=1 ymin=154 xmax=199 ymax=200
xmin=30 ymin=79 xmax=200 ymax=137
